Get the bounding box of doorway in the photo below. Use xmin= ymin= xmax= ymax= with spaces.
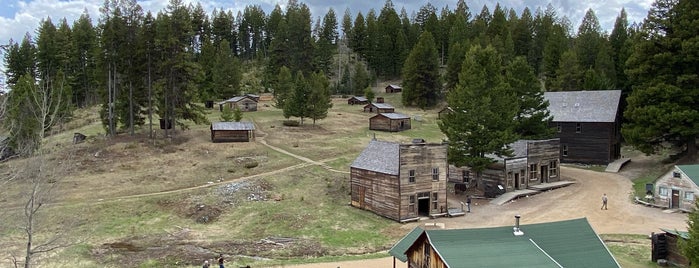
xmin=514 ymin=173 xmax=520 ymax=190
xmin=540 ymin=165 xmax=548 ymax=183
xmin=671 ymin=190 xmax=680 ymax=208
xmin=417 ymin=192 xmax=430 ymax=216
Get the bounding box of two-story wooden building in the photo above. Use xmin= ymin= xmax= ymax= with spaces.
xmin=350 ymin=139 xmax=448 ymax=222
xmin=543 ymin=90 xmax=622 ymax=164
xmin=448 ymin=139 xmax=561 ymax=196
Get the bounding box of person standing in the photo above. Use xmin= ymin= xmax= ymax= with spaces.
xmin=217 ymin=254 xmax=225 ymax=268
xmin=601 ymin=193 xmax=608 ymax=210
xmin=466 ymin=196 xmax=472 ymax=213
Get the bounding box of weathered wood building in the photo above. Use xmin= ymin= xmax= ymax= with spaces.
xmin=385 ymin=84 xmax=402 ymax=93
xmin=652 ymin=164 xmax=699 ymax=210
xmin=544 ymin=90 xmax=622 ymax=164
xmin=369 ymin=113 xmax=411 ymax=132
xmin=350 ymin=139 xmax=448 ymax=222
xmin=347 ymin=96 xmax=369 ymax=105
xmin=218 ymin=96 xmax=258 ymax=112
xmin=448 ymin=139 xmax=561 ymax=195
xmin=210 ymin=121 xmax=255 ymax=142
xmin=389 ymin=218 xmax=620 ymax=268
xmin=363 ymin=102 xmax=395 ymax=113
xmin=437 ymin=106 xmax=453 ymax=119
xmin=652 ymin=229 xmax=690 ymax=267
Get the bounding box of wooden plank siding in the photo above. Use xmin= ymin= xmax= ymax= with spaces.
xmin=398 ymin=144 xmax=449 ymax=219
xmin=553 ymin=122 xmax=620 ymax=165
xmin=350 ymin=168 xmax=401 ymax=221
xmin=211 ymin=130 xmax=253 ymax=142
xmin=525 ymin=139 xmax=561 ymax=187
xmin=406 ymin=234 xmax=446 ymax=268
xmin=666 ymin=234 xmax=690 ymax=267
xmin=369 ymin=115 xmax=411 ymax=132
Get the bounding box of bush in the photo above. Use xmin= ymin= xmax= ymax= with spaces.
xmin=282 ymin=120 xmax=300 ymax=127
xmin=244 ymin=160 xmax=259 ymax=169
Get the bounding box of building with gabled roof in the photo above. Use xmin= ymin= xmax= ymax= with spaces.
xmin=369 ymin=113 xmax=411 ymax=132
xmin=363 ymin=102 xmax=395 ymax=113
xmin=652 ymin=164 xmax=699 ymax=210
xmin=543 ymin=90 xmax=622 ymax=164
xmin=385 ymin=84 xmax=402 ymax=93
xmin=652 ymin=228 xmax=690 ymax=267
xmin=350 ymin=139 xmax=448 ymax=222
xmin=347 ymin=96 xmax=369 ymax=105
xmin=210 ymin=121 xmax=255 ymax=142
xmin=389 ymin=217 xmax=620 ymax=268
xmin=218 ymin=95 xmax=258 ymax=112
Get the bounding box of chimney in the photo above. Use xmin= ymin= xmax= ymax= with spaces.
xmin=513 ymin=215 xmax=524 ymax=236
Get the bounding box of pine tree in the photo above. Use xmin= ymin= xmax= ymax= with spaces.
xmin=512 ymin=8 xmax=534 ymax=59
xmin=220 ymin=105 xmax=234 ymax=121
xmin=315 ymin=8 xmax=338 ymax=75
xmin=341 ymin=8 xmax=353 ymax=39
xmin=3 ymin=35 xmax=36 ymax=87
xmin=575 ymin=9 xmax=603 ymax=70
xmin=285 ymin=71 xmax=310 ymax=124
xmin=401 ymin=31 xmax=440 ymax=109
xmin=551 ymin=49 xmax=581 ymax=91
xmin=306 ymin=71 xmax=333 ymax=125
xmin=71 ymin=11 xmax=99 ymax=107
xmin=439 ymin=45 xmax=518 ymax=171
xmin=623 ymin=0 xmax=699 ymax=156
xmin=352 ymin=62 xmax=370 ymax=95
xmin=681 ymin=200 xmax=699 ymax=265
xmin=274 ymin=66 xmax=293 ymax=111
xmin=609 ymin=8 xmax=631 ymax=92
xmin=445 ymin=42 xmax=466 ymax=92
xmin=212 ymin=40 xmax=242 ymax=98
xmin=506 ymin=56 xmax=553 ymax=139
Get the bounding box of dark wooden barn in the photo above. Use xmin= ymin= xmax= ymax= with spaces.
xmin=363 ymin=103 xmax=395 ymax=113
xmin=210 ymin=121 xmax=255 ymax=142
xmin=218 ymin=96 xmax=258 ymax=112
xmin=347 ymin=96 xmax=369 ymax=105
xmin=448 ymin=139 xmax=561 ymax=196
xmin=385 ymin=84 xmax=402 ymax=93
xmin=350 ymin=139 xmax=448 ymax=222
xmin=369 ymin=113 xmax=411 ymax=132
xmin=544 ymin=90 xmax=622 ymax=165
xmin=652 ymin=229 xmax=689 ymax=267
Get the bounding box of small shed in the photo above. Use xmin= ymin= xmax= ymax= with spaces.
xmin=369 ymin=113 xmax=411 ymax=132
xmin=218 ymin=96 xmax=258 ymax=112
xmin=652 ymin=164 xmax=699 ymax=210
xmin=652 ymin=229 xmax=689 ymax=267
xmin=385 ymin=84 xmax=402 ymax=93
xmin=347 ymin=96 xmax=369 ymax=105
xmin=363 ymin=103 xmax=395 ymax=113
xmin=210 ymin=121 xmax=255 ymax=142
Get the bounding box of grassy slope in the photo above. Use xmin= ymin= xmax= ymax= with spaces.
xmin=0 ymin=90 xmax=664 ymax=267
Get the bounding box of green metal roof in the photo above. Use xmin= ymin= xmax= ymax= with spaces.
xmin=661 ymin=228 xmax=690 ymax=240
xmin=677 ymin=164 xmax=699 ymax=187
xmin=390 ymin=218 xmax=620 ymax=268
xmin=388 ymin=226 xmax=424 ymax=262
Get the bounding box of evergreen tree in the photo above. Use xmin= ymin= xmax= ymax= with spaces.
xmin=306 ymin=71 xmax=333 ymax=125
xmin=506 ymin=56 xmax=553 ymax=139
xmin=575 ymin=9 xmax=603 ymax=70
xmin=3 ymin=35 xmax=36 ymax=87
xmin=341 ymin=8 xmax=352 ymax=39
xmin=238 ymin=5 xmax=266 ymax=60
xmin=377 ymin=0 xmax=403 ymax=77
xmin=439 ymin=45 xmax=518 ymax=171
xmin=220 ymin=105 xmax=234 ymax=121
xmin=623 ymin=0 xmax=699 ymax=156
xmin=212 ymin=40 xmax=242 ymax=98
xmin=513 ymin=7 xmax=534 ymax=58
xmin=609 ymin=8 xmax=631 ymax=92
xmin=542 ymin=24 xmax=569 ymax=86
xmin=551 ymin=49 xmax=581 ymax=91
xmin=681 ymin=200 xmax=699 ymax=266
xmin=5 ymin=74 xmax=42 ymax=155
xmin=445 ymin=42 xmax=466 ymax=91
xmin=285 ymin=71 xmax=310 ymax=123
xmin=350 ymin=12 xmax=367 ymax=57
xmin=401 ymin=31 xmax=440 ymax=109
xmin=274 ymin=66 xmax=293 ymax=111
xmin=315 ymin=8 xmax=338 ymax=75
xmin=286 ymin=2 xmax=315 ymax=75
xmin=233 ymin=107 xmax=243 ymax=122
xmin=71 ymin=11 xmax=99 ymax=107
xmin=352 ymin=62 xmax=370 ymax=95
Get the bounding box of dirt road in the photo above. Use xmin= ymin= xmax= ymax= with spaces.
xmin=277 ymin=166 xmax=688 ymax=268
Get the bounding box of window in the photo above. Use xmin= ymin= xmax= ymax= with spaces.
xmin=673 ymin=172 xmax=681 ymax=178
xmin=563 ymin=145 xmax=568 ymax=156
xmin=424 ymin=242 xmax=431 ymax=265
xmin=409 ymin=195 xmax=416 ymax=212
xmin=549 ymin=160 xmax=558 ymax=176
xmin=529 ymin=164 xmax=538 ymax=181
xmin=432 ymin=192 xmax=439 ymax=210
xmin=556 ymin=123 xmax=562 ymax=133
xmin=507 ymin=172 xmax=513 ymax=188
xmin=576 ymin=123 xmax=582 ymax=133
xmin=685 ymin=192 xmax=694 ymax=201
xmin=432 ymin=167 xmax=439 ymax=181
xmin=409 ymin=170 xmax=416 ymax=183
xmin=659 ymin=187 xmax=668 ymax=197
xmin=462 ymin=170 xmax=471 ymax=183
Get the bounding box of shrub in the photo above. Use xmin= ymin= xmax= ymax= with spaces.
xmin=244 ymin=160 xmax=259 ymax=169
xmin=282 ymin=120 xmax=300 ymax=127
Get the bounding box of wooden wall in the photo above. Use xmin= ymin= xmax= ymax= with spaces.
xmin=211 ymin=130 xmax=253 ymax=142
xmin=407 ymin=235 xmax=447 ymax=268
xmin=369 ymin=117 xmax=410 ymax=132
xmin=227 ymin=98 xmax=258 ymax=111
xmin=553 ymin=122 xmax=619 ymax=164
xmin=398 ymin=143 xmax=448 ymax=219
xmin=526 ymin=139 xmax=561 ymax=186
xmin=666 ymin=234 xmax=690 ymax=267
xmin=350 ymin=167 xmax=402 ymax=221
xmin=653 ymin=168 xmax=699 ymax=210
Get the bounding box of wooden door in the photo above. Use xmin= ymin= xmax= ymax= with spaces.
xmin=540 ymin=165 xmax=548 ymax=183
xmin=671 ymin=190 xmax=680 ymax=208
xmin=359 ymin=187 xmax=366 ymax=209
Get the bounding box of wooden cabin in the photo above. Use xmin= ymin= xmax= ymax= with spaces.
xmin=210 ymin=121 xmax=255 ymax=142
xmin=369 ymin=113 xmax=411 ymax=132
xmin=652 ymin=229 xmax=690 ymax=267
xmin=350 ymin=139 xmax=448 ymax=222
xmin=448 ymin=139 xmax=560 ymax=196
xmin=347 ymin=96 xmax=369 ymax=105
xmin=651 ymin=165 xmax=699 ymax=210
xmin=244 ymin=93 xmax=260 ymax=102
xmin=218 ymin=96 xmax=258 ymax=112
xmin=544 ymin=90 xmax=622 ymax=164
xmin=363 ymin=102 xmax=395 ymax=113
xmin=385 ymin=84 xmax=402 ymax=93
xmin=376 ymin=97 xmax=385 ymax=103
xmin=390 ymin=218 xmax=620 ymax=268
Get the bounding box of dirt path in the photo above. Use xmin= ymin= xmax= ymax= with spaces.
xmin=279 ymin=166 xmax=689 ymax=268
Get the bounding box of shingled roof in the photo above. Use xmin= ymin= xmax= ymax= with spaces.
xmin=350 ymin=140 xmax=399 ymax=175
xmin=217 ymin=95 xmax=256 ymax=105
xmin=543 ymin=90 xmax=622 ymax=123
xmin=372 ymin=113 xmax=410 ymax=120
xmin=390 ymin=218 xmax=620 ymax=268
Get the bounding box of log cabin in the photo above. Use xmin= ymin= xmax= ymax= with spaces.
xmin=210 ymin=121 xmax=255 ymax=142
xmin=369 ymin=113 xmax=411 ymax=132
xmin=389 ymin=217 xmax=620 ymax=268
xmin=385 ymin=84 xmax=402 ymax=93
xmin=218 ymin=95 xmax=258 ymax=112
xmin=652 ymin=229 xmax=690 ymax=267
xmin=363 ymin=102 xmax=395 ymax=113
xmin=543 ymin=90 xmax=622 ymax=164
xmin=350 ymin=139 xmax=448 ymax=222
xmin=347 ymin=96 xmax=369 ymax=105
